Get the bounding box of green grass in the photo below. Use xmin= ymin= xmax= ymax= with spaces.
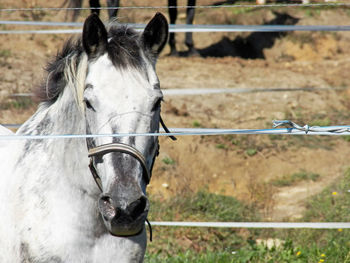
xmin=146 ymin=190 xmax=259 ymax=260
xmin=146 ymin=251 xmax=235 ymax=263
xmin=247 ymin=167 xmax=350 ymax=262
xmin=309 ymin=118 xmax=331 ymax=127
xmin=0 ymin=97 xmax=34 ymax=110
xmin=268 ymin=134 xmax=284 ymax=141
xmin=271 ymin=170 xmax=320 ymax=187
xmin=162 ymin=157 xmax=175 ymax=165
xmin=0 ymin=49 xmax=11 ymax=58
xmin=231 ymin=7 xmax=252 ymax=16
xmin=232 ymin=237 xmax=349 ymax=263
xmin=216 ymin=143 xmax=228 ymax=150
xmin=149 ymin=190 xmax=257 ymax=224
xmin=192 ymin=120 xmax=201 ymax=128
xmin=245 ymin=148 xmax=257 ymax=157
xmin=145 ymin=167 xmax=350 ymax=262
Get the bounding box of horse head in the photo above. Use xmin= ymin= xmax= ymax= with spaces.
xmin=82 ymin=13 xmax=168 ymax=237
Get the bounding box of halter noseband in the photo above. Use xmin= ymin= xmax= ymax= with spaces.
xmin=88 ymin=143 xmax=151 ymax=192
xmin=88 ymin=117 xmax=176 ymax=192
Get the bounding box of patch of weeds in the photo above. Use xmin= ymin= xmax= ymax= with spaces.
xmin=0 ymin=49 xmax=11 ymax=58
xmin=271 ymin=170 xmax=320 ymax=187
xmin=0 ymin=49 xmax=12 ymax=67
xmin=303 ymin=167 xmax=350 ymax=223
xmin=147 ymin=167 xmax=350 ymax=262
xmin=208 ymin=134 xmax=261 ymax=153
xmin=231 ymin=138 xmax=239 ymax=145
xmin=342 ymin=135 xmax=350 ymax=142
xmin=268 ymin=134 xmax=284 ymax=141
xmin=192 ymin=120 xmax=201 ymax=128
xmin=246 ymin=148 xmax=257 ymax=157
xmin=0 ymin=97 xmax=34 ymax=110
xmin=147 ymin=190 xmax=259 ymax=258
xmin=29 ymin=8 xmax=47 ymax=20
xmin=283 ymin=108 xmax=304 ymax=122
xmin=215 ymin=143 xmax=227 ymax=150
xmin=145 ymin=250 xmax=235 ymax=263
xmin=162 ymin=157 xmax=175 ymax=165
xmin=290 ymin=135 xmax=335 ymax=151
xmin=12 ymin=97 xmax=34 ymax=110
xmin=309 ymin=118 xmax=331 ymax=127
xmin=247 ymin=178 xmax=274 ymax=217
xmin=303 ymin=8 xmax=320 ymax=18
xmin=231 ymin=7 xmax=252 ymax=15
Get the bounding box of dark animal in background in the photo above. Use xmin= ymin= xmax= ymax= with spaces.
xmin=168 ymin=0 xmax=198 ymax=56
xmin=67 ymin=0 xmax=198 ymax=56
xmin=66 ymin=0 xmax=120 ymax=20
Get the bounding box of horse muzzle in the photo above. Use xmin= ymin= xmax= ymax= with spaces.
xmin=98 ymin=193 xmax=149 ymax=236
xmin=88 ymin=142 xmax=151 ymax=236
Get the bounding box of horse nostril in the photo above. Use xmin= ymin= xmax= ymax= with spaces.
xmin=98 ymin=195 xmax=117 ymax=221
xmin=127 ymin=196 xmax=148 ymax=220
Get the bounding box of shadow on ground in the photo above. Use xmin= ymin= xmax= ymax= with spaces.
xmin=193 ymin=12 xmax=299 ymax=59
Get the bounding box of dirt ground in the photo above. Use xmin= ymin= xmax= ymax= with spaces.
xmin=1 ymin=0 xmax=350 ymax=221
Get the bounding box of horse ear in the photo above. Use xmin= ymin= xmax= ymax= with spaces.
xmin=142 ymin=12 xmax=169 ymax=56
xmin=82 ymin=14 xmax=108 ymax=58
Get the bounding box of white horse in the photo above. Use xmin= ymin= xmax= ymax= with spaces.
xmin=0 ymin=12 xmax=169 ymax=262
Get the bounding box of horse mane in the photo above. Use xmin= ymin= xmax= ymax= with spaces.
xmin=35 ymin=24 xmax=145 ymax=108
xmin=35 ymin=37 xmax=86 ymax=108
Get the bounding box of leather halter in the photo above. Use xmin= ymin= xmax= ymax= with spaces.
xmin=87 ymin=117 xmax=175 ymax=241
xmin=88 ymin=143 xmax=151 ymax=192
xmin=88 ymin=117 xmax=176 ymax=192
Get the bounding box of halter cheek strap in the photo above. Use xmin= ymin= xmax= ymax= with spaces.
xmin=160 ymin=116 xmax=177 ymax=141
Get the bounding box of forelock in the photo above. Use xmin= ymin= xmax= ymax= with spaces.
xmin=106 ymin=25 xmax=148 ymax=69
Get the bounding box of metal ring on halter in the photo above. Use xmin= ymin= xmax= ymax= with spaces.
xmin=88 ymin=143 xmax=151 ymax=192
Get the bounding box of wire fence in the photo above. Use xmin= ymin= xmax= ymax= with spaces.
xmin=1 ymin=2 xmax=350 ymax=13
xmin=149 ymin=221 xmax=350 ymax=229
xmin=2 ymin=122 xmax=350 ymax=140
xmin=2 ymin=24 xmax=350 ymax=34
xmin=8 ymin=86 xmax=342 ymax=98
xmin=1 ymin=2 xmax=350 ymax=231
xmin=1 ymin=2 xmax=349 ymax=34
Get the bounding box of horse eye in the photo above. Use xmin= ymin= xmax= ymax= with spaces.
xmin=152 ymin=98 xmax=162 ymax=112
xmin=84 ymin=99 xmax=94 ymax=111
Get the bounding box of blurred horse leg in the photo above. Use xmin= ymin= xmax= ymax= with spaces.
xmin=67 ymin=0 xmax=83 ymax=21
xmin=89 ymin=0 xmax=101 ymax=16
xmin=107 ymin=0 xmax=120 ymax=18
xmin=185 ymin=0 xmax=198 ymax=56
xmin=168 ymin=0 xmax=179 ymax=56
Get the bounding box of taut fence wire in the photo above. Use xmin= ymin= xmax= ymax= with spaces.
xmin=8 ymin=86 xmax=344 ymax=98
xmin=2 ymin=121 xmax=350 ymax=139
xmin=1 ymin=2 xmax=350 ymax=12
xmin=2 ymin=24 xmax=350 ymax=34
xmin=149 ymin=222 xmax=350 ymax=229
